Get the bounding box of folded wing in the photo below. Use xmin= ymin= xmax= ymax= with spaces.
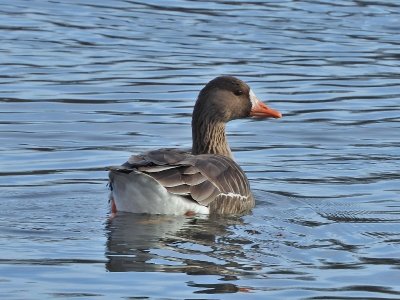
xmin=109 ymin=148 xmax=254 ymax=214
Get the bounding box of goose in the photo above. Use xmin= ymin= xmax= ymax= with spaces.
xmin=108 ymin=76 xmax=282 ymax=215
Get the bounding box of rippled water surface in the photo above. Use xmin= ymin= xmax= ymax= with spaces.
xmin=1 ymin=0 xmax=400 ymax=299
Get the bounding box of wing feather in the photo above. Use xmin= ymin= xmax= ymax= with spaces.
xmin=166 ymin=184 xmax=191 ymax=195
xmin=146 ymin=167 xmax=183 ymax=187
xmin=182 ymin=172 xmax=207 ymax=185
xmin=190 ymin=180 xmax=220 ymax=204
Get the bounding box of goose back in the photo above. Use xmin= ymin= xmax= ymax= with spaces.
xmin=109 ymin=148 xmax=254 ymax=215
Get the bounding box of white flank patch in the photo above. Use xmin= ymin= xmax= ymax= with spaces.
xmin=110 ymin=171 xmax=210 ymax=215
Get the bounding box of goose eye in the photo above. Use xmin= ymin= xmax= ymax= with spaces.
xmin=234 ymin=90 xmax=243 ymax=96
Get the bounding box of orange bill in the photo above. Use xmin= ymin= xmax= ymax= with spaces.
xmin=250 ymin=100 xmax=282 ymax=118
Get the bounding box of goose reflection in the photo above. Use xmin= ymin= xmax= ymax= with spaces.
xmin=105 ymin=213 xmax=256 ymax=280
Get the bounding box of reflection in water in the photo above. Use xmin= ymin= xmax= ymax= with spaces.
xmin=105 ymin=213 xmax=252 ymax=283
xmin=106 ymin=214 xmax=193 ymax=272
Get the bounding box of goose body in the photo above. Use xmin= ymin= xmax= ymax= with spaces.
xmin=108 ymin=76 xmax=281 ymax=215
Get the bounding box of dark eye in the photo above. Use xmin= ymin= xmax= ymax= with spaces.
xmin=234 ymin=90 xmax=243 ymax=96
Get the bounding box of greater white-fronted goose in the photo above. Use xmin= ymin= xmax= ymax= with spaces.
xmin=108 ymin=76 xmax=282 ymax=215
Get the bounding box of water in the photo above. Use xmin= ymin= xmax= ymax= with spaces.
xmin=1 ymin=0 xmax=400 ymax=299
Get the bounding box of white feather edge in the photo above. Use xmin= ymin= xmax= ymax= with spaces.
xmin=219 ymin=192 xmax=248 ymax=201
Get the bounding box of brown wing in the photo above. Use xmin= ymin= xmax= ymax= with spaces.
xmin=109 ymin=148 xmax=253 ymax=213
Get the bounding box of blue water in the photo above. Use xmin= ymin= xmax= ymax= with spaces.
xmin=1 ymin=0 xmax=400 ymax=299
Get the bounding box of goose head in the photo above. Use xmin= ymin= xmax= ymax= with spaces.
xmin=191 ymin=76 xmax=282 ymax=157
xmin=193 ymin=76 xmax=282 ymax=124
